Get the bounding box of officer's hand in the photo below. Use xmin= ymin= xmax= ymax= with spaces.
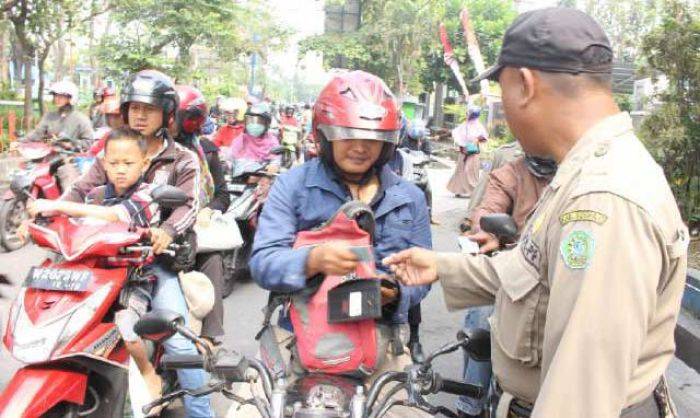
xmin=382 ymin=248 xmax=438 ymax=286
xmin=306 ymin=243 xmax=359 ymax=277
xmin=149 ymin=227 xmax=174 ymax=255
xmin=468 ymin=230 xmax=500 ymax=254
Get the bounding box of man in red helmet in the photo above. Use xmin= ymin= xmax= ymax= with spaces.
xmin=245 ymin=71 xmax=432 ymax=416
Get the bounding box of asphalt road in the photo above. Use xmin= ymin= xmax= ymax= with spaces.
xmin=0 ymin=165 xmax=698 ymax=417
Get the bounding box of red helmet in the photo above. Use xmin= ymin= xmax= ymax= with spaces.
xmin=313 ymin=70 xmax=400 ymax=145
xmin=175 ymin=85 xmax=208 ymax=135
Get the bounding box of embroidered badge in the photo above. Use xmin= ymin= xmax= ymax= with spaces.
xmin=153 ymin=169 xmax=170 ymax=185
xmin=559 ymin=210 xmax=607 ymax=226
xmin=521 ymin=234 xmax=541 ymax=269
xmin=560 ymin=230 xmax=595 ymax=269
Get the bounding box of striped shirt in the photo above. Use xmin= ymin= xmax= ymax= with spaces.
xmin=85 ymin=182 xmax=159 ymax=227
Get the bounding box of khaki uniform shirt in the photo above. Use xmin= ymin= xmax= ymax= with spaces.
xmin=436 ymin=113 xmax=688 ymax=417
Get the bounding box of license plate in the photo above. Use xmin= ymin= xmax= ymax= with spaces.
xmin=24 ymin=267 xmax=92 ymax=292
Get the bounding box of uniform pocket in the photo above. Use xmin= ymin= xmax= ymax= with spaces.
xmin=490 ymin=251 xmax=542 ymax=366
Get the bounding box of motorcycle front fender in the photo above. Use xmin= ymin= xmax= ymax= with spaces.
xmin=0 ymin=366 xmax=87 ymax=418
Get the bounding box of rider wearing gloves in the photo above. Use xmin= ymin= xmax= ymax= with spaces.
xmin=25 ymin=80 xmax=94 ymax=147
xmin=62 ymin=70 xmax=213 ymax=417
xmin=247 ymin=70 xmax=432 ymax=417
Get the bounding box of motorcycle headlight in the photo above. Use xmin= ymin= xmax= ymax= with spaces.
xmin=11 ymin=284 xmax=112 ymax=363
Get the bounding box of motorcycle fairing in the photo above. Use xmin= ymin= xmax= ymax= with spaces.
xmin=0 ymin=367 xmax=87 ymax=418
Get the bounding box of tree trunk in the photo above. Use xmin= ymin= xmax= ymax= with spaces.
xmin=433 ymin=82 xmax=444 ymax=128
xmin=0 ymin=26 xmax=7 ymax=85
xmin=37 ymin=52 xmax=48 ymax=116
xmin=54 ymin=40 xmax=66 ymax=81
xmin=22 ymin=54 xmax=33 ymax=131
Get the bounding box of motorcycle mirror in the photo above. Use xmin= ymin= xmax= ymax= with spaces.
xmin=134 ymin=309 xmax=184 ymax=342
xmin=269 ymin=146 xmax=284 ymax=155
xmin=10 ymin=175 xmax=33 ymax=198
xmin=464 ymin=328 xmax=491 ymax=362
xmin=480 ymin=213 xmax=518 ymax=241
xmin=151 ymin=185 xmax=188 ymax=209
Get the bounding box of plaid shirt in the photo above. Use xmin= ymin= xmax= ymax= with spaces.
xmin=86 ymin=182 xmax=159 ymax=227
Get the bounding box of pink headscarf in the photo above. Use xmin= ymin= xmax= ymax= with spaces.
xmin=226 ymin=131 xmax=279 ymax=163
xmin=452 ymin=119 xmax=488 ymax=147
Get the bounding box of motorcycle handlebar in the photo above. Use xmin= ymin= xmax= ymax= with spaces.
xmin=437 ymin=378 xmax=485 ymax=399
xmin=160 ymin=354 xmax=205 ymax=370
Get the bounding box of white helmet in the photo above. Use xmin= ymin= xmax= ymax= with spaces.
xmin=48 ymin=80 xmax=80 ymax=106
xmin=220 ymin=97 xmax=247 ymax=122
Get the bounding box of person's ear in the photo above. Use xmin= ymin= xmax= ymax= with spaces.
xmin=517 ymin=68 xmax=537 ymax=107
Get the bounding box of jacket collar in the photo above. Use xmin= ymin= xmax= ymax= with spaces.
xmin=304 ymin=160 xmax=412 ymax=218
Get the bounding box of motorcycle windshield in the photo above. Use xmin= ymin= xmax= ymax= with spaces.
xmin=231 ymin=159 xmax=264 ymax=179
xmin=18 ymin=142 xmax=53 ymax=161
xmin=29 ymin=217 xmax=142 ymax=261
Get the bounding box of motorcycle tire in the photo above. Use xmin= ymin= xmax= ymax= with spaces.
xmin=0 ymin=198 xmax=28 ymax=252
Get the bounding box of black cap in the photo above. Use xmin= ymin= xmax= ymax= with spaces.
xmin=473 ymin=7 xmax=612 ymax=82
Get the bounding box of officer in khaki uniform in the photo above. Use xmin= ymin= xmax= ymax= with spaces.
xmin=384 ymin=8 xmax=688 ymax=418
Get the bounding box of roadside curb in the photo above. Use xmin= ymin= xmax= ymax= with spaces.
xmin=676 ymin=268 xmax=700 ymax=373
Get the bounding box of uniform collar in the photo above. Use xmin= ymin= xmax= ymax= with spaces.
xmin=550 ymin=112 xmax=633 ymax=190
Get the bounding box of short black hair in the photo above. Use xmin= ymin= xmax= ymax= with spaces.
xmin=104 ymin=127 xmax=148 ymax=155
xmin=539 ymin=45 xmax=614 ymax=97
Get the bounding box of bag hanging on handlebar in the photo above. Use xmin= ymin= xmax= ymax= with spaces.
xmin=289 ymin=201 xmax=382 ymax=377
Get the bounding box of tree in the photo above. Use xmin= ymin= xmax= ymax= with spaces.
xmin=639 ymin=0 xmax=700 ymax=221
xmin=300 ymin=0 xmax=514 ymax=96
xmin=6 ymin=0 xmax=110 ymax=125
xmin=98 ymin=0 xmax=290 ymax=81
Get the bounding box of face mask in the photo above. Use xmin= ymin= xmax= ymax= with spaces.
xmin=246 ymin=122 xmax=266 ymax=137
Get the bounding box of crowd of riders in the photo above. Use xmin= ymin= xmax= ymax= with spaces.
xmin=8 ymin=8 xmax=688 ymax=417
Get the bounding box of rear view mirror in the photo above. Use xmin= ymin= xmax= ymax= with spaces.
xmin=464 ymin=328 xmax=491 ymax=362
xmin=134 ymin=309 xmax=184 ymax=342
xmin=10 ymin=174 xmax=33 ymax=198
xmin=480 ymin=213 xmax=518 ymax=241
xmin=151 ymin=185 xmax=188 ymax=209
xmin=270 ymin=146 xmax=284 ymax=155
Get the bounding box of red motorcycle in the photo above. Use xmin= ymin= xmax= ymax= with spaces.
xmin=0 ymin=140 xmax=93 ymax=252
xmin=0 ymin=183 xmax=186 ymax=418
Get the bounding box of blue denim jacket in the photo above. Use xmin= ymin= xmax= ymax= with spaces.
xmin=250 ymin=159 xmax=432 ymax=324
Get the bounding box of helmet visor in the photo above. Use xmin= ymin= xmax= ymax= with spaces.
xmin=245 ymin=115 xmax=268 ymax=126
xmin=317 ymin=124 xmax=399 ymax=144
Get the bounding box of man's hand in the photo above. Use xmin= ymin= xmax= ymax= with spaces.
xmin=27 ymin=199 xmax=59 ymax=217
xmin=306 ymin=243 xmax=359 ymax=277
xmin=149 ymin=227 xmax=174 ymax=255
xmin=382 ymin=248 xmax=439 ymax=286
xmin=468 ymin=230 xmax=500 ymax=254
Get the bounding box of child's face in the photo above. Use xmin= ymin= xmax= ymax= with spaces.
xmin=103 ymin=139 xmax=147 ymax=195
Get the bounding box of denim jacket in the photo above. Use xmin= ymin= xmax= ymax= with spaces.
xmin=250 ymin=159 xmax=432 ymax=324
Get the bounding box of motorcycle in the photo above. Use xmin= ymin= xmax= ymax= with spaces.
xmin=279 ymin=124 xmax=301 ymax=169
xmin=0 ymin=138 xmax=93 ymax=252
xmin=0 ymin=182 xmax=188 ymax=418
xmin=133 ymin=309 xmax=491 ymax=418
xmin=221 ymin=159 xmax=277 ymax=298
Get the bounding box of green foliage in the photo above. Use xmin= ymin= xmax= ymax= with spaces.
xmin=300 ymin=0 xmax=514 ymax=95
xmin=639 ymin=0 xmax=700 ymax=220
xmin=94 ymin=0 xmax=291 ymax=82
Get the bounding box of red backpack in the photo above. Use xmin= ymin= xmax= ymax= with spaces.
xmin=256 ymin=202 xmax=386 ymax=378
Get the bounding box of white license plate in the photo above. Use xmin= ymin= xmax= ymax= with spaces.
xmin=25 ymin=267 xmax=92 ymax=292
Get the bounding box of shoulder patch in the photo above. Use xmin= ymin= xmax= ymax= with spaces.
xmin=560 ymin=230 xmax=595 ymax=269
xmin=559 ymin=210 xmax=607 ymax=226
